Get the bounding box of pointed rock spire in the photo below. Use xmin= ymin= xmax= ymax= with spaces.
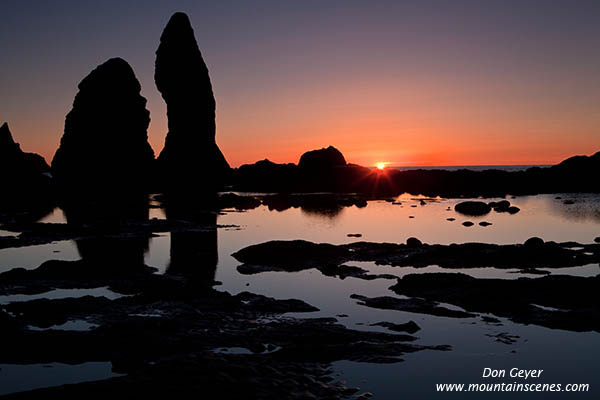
xmin=51 ymin=57 xmax=155 ymax=194
xmin=0 ymin=122 xmax=21 ymax=155
xmin=155 ymin=12 xmax=230 ymax=194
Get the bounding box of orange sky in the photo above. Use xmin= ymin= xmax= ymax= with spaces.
xmin=2 ymin=2 xmax=600 ymax=168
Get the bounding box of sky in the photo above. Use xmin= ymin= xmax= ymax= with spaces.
xmin=1 ymin=0 xmax=599 ymax=167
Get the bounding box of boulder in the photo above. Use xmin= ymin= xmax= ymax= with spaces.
xmin=406 ymin=237 xmax=422 ymax=248
xmin=155 ymin=12 xmax=230 ymax=193
xmin=454 ymin=201 xmax=491 ymax=216
xmin=298 ymin=146 xmax=347 ymax=170
xmin=51 ymin=58 xmax=154 ymax=194
xmin=524 ymin=237 xmax=544 ymax=248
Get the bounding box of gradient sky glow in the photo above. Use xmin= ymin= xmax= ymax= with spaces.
xmin=1 ymin=0 xmax=599 ymax=167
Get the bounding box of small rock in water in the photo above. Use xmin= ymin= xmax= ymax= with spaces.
xmin=462 ymin=221 xmax=474 ymax=227
xmin=446 ymin=217 xmax=455 ymax=221
xmin=347 ymin=233 xmax=362 ymax=238
xmin=411 ymin=204 xmax=417 ymax=208
xmin=392 ymin=201 xmax=402 ymax=205
xmin=489 ymin=200 xmax=510 ymax=212
xmin=409 ymin=216 xmax=415 ymax=219
xmin=406 ymin=237 xmax=422 ymax=248
xmin=563 ymin=199 xmax=576 ymax=205
xmin=479 ymin=221 xmax=492 ymax=227
xmin=507 ymin=206 xmax=520 ymax=214
xmin=420 ymin=200 xmax=426 ymax=206
xmin=455 ymin=201 xmax=491 ymax=216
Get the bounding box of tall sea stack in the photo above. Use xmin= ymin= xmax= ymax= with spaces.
xmin=51 ymin=57 xmax=155 ymax=195
xmin=155 ymin=12 xmax=230 ymax=195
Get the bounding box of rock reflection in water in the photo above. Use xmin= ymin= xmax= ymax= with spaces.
xmin=62 ymin=197 xmax=150 ymax=268
xmin=164 ymin=198 xmax=218 ymax=281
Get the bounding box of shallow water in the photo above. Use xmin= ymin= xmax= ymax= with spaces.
xmin=0 ymin=193 xmax=599 ymax=397
xmin=0 ymin=362 xmax=121 ymax=396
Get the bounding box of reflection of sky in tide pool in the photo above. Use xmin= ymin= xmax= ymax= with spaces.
xmin=1 ymin=193 xmax=599 ymax=398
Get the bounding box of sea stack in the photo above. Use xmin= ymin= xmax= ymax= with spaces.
xmin=51 ymin=57 xmax=155 ymax=194
xmin=0 ymin=122 xmax=53 ymax=211
xmin=155 ymin=12 xmax=230 ymax=194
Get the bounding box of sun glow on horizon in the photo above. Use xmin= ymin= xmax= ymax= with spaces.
xmin=376 ymin=162 xmax=386 ymax=170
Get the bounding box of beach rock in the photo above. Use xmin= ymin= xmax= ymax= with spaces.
xmin=155 ymin=12 xmax=230 ymax=193
xmin=351 ymin=294 xmax=476 ymax=319
xmin=479 ymin=221 xmax=492 ymax=227
xmin=462 ymin=221 xmax=474 ymax=227
xmin=524 ymin=237 xmax=544 ymax=248
xmin=406 ymin=237 xmax=422 ymax=248
xmin=369 ymin=321 xmax=421 ymax=334
xmin=489 ymin=200 xmax=510 ymax=212
xmin=507 ymin=206 xmax=520 ymax=214
xmin=347 ymin=233 xmax=362 ymax=238
xmin=298 ymin=146 xmax=346 ymax=170
xmin=454 ymin=201 xmax=491 ymax=216
xmin=51 ymin=58 xmax=154 ymax=193
xmin=595 ymin=237 xmax=600 ymax=243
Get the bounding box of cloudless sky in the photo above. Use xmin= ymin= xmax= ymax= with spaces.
xmin=1 ymin=0 xmax=599 ymax=167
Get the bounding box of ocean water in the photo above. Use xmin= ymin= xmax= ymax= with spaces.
xmin=0 ymin=193 xmax=598 ymax=398
xmin=392 ymin=165 xmax=551 ymax=172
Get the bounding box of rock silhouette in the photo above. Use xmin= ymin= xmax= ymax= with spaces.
xmin=51 ymin=58 xmax=155 ymax=194
xmin=155 ymin=12 xmax=230 ymax=193
xmin=0 ymin=122 xmax=53 ymax=214
xmin=298 ymin=146 xmax=347 ymax=170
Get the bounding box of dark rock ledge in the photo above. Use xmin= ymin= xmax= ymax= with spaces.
xmin=0 ymin=256 xmax=449 ymax=399
xmin=232 ymin=239 xmax=600 ymax=272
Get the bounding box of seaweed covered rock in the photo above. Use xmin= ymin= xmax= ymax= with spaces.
xmin=51 ymin=58 xmax=155 ymax=194
xmin=155 ymin=12 xmax=230 ymax=193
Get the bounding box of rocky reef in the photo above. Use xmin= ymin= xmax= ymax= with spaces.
xmin=51 ymin=58 xmax=155 ymax=194
xmin=155 ymin=12 xmax=230 ymax=194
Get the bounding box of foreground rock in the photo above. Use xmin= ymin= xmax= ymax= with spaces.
xmin=0 ymin=123 xmax=53 ymax=215
xmin=351 ymin=294 xmax=476 ymax=319
xmin=155 ymin=12 xmax=230 ymax=193
xmin=51 ymin=58 xmax=155 ymax=194
xmin=391 ymin=273 xmax=600 ymax=332
xmin=232 ymin=239 xmax=600 ymax=271
xmin=0 ymin=254 xmax=448 ymax=399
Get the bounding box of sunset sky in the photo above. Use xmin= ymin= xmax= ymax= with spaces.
xmin=2 ymin=0 xmax=599 ymax=167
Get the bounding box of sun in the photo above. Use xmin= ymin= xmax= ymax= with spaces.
xmin=376 ymin=162 xmax=386 ymax=170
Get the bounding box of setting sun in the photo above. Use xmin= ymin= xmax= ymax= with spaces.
xmin=376 ymin=162 xmax=385 ymax=170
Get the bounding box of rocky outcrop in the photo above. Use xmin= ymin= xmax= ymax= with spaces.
xmin=0 ymin=122 xmax=53 ymax=213
xmin=298 ymin=146 xmax=347 ymax=170
xmin=155 ymin=12 xmax=230 ymax=193
xmin=51 ymin=58 xmax=155 ymax=194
